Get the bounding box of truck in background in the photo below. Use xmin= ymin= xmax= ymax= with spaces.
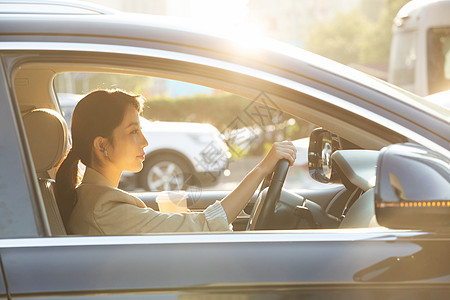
xmin=388 ymin=0 xmax=450 ymax=96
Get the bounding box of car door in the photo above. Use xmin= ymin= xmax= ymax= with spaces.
xmin=2 ymin=232 xmax=450 ymax=299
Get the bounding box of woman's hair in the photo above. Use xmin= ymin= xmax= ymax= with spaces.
xmin=55 ymin=89 xmax=143 ymax=228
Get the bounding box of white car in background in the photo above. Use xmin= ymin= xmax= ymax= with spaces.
xmin=58 ymin=93 xmax=230 ymax=191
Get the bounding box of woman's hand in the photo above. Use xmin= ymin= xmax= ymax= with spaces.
xmin=256 ymin=141 xmax=297 ymax=176
xmin=219 ymin=141 xmax=297 ymax=223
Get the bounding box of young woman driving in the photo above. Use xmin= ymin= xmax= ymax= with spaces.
xmin=55 ymin=89 xmax=297 ymax=235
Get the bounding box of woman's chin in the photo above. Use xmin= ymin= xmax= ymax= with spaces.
xmin=127 ymin=164 xmax=144 ymax=173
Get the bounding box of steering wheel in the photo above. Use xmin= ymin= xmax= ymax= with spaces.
xmin=247 ymin=159 xmax=290 ymax=230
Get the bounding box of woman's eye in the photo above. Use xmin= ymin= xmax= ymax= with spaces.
xmin=131 ymin=127 xmax=143 ymax=134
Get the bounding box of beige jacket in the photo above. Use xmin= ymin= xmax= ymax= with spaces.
xmin=68 ymin=168 xmax=229 ymax=235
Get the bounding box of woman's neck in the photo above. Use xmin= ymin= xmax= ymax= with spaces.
xmin=90 ymin=163 xmax=122 ymax=188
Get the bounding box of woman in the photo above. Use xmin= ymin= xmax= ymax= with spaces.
xmin=56 ymin=89 xmax=296 ymax=235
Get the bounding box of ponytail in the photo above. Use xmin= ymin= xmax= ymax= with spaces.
xmin=55 ymin=148 xmax=81 ymax=228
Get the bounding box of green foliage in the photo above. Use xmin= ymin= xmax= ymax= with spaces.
xmin=55 ymin=72 xmax=153 ymax=95
xmin=262 ymin=142 xmax=273 ymax=156
xmin=304 ymin=0 xmax=410 ymax=65
xmin=360 ymin=0 xmax=411 ymax=64
xmin=142 ymin=93 xmax=249 ymax=132
xmin=228 ymin=144 xmax=251 ymax=159
xmin=143 ymin=93 xmax=307 ymax=135
xmin=306 ymin=10 xmax=371 ymax=65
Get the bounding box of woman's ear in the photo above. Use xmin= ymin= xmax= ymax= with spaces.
xmin=93 ymin=136 xmax=109 ymax=158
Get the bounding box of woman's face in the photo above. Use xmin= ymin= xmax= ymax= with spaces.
xmin=107 ymin=104 xmax=148 ymax=173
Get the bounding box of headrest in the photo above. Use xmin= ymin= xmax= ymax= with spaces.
xmin=331 ymin=150 xmax=378 ymax=191
xmin=23 ymin=109 xmax=69 ymax=174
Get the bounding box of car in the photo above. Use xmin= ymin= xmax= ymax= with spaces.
xmin=58 ymin=93 xmax=230 ymax=191
xmin=0 ymin=8 xmax=449 ymax=299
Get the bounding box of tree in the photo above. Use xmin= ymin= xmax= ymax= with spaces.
xmin=304 ymin=0 xmax=410 ymax=66
xmin=305 ymin=9 xmax=371 ymax=65
xmin=54 ymin=72 xmax=153 ymax=96
xmin=359 ymin=0 xmax=410 ymax=64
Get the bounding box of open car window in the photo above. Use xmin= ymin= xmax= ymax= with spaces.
xmin=54 ymin=72 xmax=322 ymax=194
xmin=12 ymin=48 xmax=402 ymax=237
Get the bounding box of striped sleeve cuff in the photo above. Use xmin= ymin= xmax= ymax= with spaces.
xmin=204 ymin=201 xmax=228 ymax=224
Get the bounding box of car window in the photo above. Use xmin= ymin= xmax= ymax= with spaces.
xmin=54 ymin=72 xmax=320 ymax=194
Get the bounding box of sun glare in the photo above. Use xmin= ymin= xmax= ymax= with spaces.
xmin=189 ymin=0 xmax=248 ymax=29
xmin=188 ymin=0 xmax=266 ymax=52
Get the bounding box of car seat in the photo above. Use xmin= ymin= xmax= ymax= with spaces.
xmin=22 ymin=108 xmax=69 ymax=235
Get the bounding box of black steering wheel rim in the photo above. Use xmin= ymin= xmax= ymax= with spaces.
xmin=247 ymin=159 xmax=290 ymax=230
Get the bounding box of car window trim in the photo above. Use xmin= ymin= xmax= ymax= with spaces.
xmin=0 ymin=229 xmax=429 ymax=248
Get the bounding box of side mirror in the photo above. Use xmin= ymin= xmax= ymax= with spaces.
xmin=375 ymin=143 xmax=450 ymax=230
xmin=308 ymin=128 xmax=341 ymax=183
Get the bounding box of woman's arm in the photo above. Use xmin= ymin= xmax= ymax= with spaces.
xmin=220 ymin=141 xmax=297 ymax=223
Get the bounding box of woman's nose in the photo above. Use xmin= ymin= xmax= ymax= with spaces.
xmin=141 ymin=132 xmax=149 ymax=147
